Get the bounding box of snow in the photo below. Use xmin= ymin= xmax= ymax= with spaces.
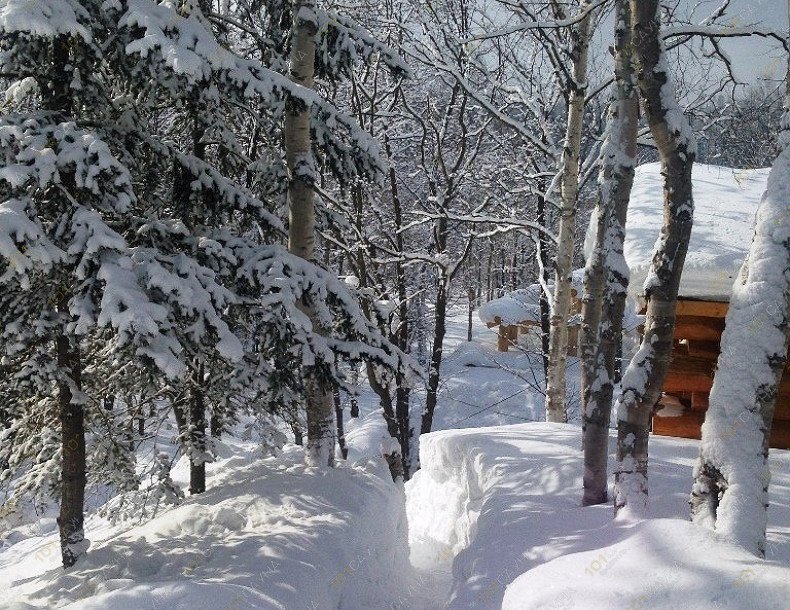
xmin=586 ymin=163 xmax=770 ymax=301
xmin=692 ymin=145 xmax=790 ymax=555
xmin=2 ymin=312 xmax=787 ymax=610
xmin=478 ymin=270 xmax=585 ymax=326
xmin=408 ymin=422 xmax=790 ymax=610
xmin=0 ymin=0 xmax=91 ymax=40
xmin=0 ymin=441 xmax=411 ymax=610
xmin=503 ymin=518 xmax=789 ymax=610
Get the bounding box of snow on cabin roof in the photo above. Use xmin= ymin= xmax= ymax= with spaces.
xmin=478 ymin=270 xmax=585 ymax=326
xmin=585 ymin=162 xmax=770 ymax=302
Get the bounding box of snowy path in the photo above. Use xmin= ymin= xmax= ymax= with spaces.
xmin=407 ymin=422 xmax=790 ymax=610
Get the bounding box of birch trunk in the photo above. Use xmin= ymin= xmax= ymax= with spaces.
xmin=536 ymin=191 xmax=552 ymax=381
xmin=286 ymin=0 xmax=335 ymax=466
xmin=581 ymin=0 xmax=638 ymax=507
xmin=690 ymin=15 xmax=790 ymax=556
xmin=614 ymin=0 xmax=695 ymax=513
xmin=690 ymin=152 xmax=790 ymax=555
xmin=545 ymin=1 xmax=596 ymax=423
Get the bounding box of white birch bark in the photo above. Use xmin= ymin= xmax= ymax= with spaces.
xmin=286 ymin=0 xmax=335 ymax=466
xmin=613 ymin=0 xmax=696 ymax=513
xmin=545 ymin=0 xmax=596 ymax=423
xmin=581 ymin=0 xmax=638 ymax=507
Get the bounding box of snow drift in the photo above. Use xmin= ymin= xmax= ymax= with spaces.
xmin=1 ymin=447 xmax=411 ymax=610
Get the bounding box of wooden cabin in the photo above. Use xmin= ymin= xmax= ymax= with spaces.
xmin=486 ymin=293 xmax=581 ymax=353
xmin=479 ymin=276 xmax=583 ymax=353
xmin=602 ymin=162 xmax=789 ymax=448
xmin=652 ymin=299 xmax=790 ymax=449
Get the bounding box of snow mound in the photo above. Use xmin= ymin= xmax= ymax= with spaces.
xmin=3 ymin=450 xmax=411 ymax=610
xmin=444 ymin=341 xmax=502 ymax=369
xmin=502 ymin=519 xmax=790 ymax=610
xmin=407 ymin=423 xmax=790 ymax=610
xmin=586 ymin=163 xmax=770 ymax=301
xmin=478 ymin=287 xmax=542 ymax=326
xmin=478 ymin=270 xmax=585 ymax=326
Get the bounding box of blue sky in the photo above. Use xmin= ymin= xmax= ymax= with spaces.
xmin=722 ymin=0 xmax=787 ymax=83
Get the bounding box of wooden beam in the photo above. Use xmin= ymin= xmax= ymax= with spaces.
xmin=652 ymin=410 xmax=705 ymax=440
xmin=497 ymin=327 xmax=510 ymax=352
xmin=663 ymin=353 xmax=715 ymax=394
xmin=673 ymin=316 xmax=725 ymax=342
xmin=664 ymin=371 xmax=713 ymax=394
xmin=685 ymin=340 xmax=720 ymax=360
xmin=773 ymin=397 xmax=790 ymax=421
xmin=676 ymin=300 xmax=729 ymax=318
xmin=770 ymin=421 xmax=790 ymax=449
xmin=691 ymin=392 xmax=709 ymax=412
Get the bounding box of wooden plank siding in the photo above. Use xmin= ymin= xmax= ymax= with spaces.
xmin=650 ymin=298 xmax=790 ymax=449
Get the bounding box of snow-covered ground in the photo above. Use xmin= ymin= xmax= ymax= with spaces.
xmin=0 ymin=439 xmax=411 ymax=610
xmin=1 ymin=311 xmax=788 ymax=609
xmin=408 ymin=422 xmax=790 ymax=610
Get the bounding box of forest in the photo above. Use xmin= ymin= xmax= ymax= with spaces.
xmin=0 ymin=0 xmax=789 ymax=609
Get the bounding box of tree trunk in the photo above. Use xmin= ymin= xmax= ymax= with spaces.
xmin=210 ymin=411 xmax=222 ymax=438
xmin=536 ymin=192 xmax=552 ymax=381
xmin=691 ymin=25 xmax=790 ymax=554
xmin=467 ymin=286 xmax=475 ymax=342
xmin=486 ymin=239 xmax=494 ymax=303
xmin=614 ymin=0 xmax=696 ymax=513
xmin=189 ymin=362 xmax=207 ymax=495
xmin=57 ymin=331 xmax=87 ymax=568
xmin=421 ymin=274 xmax=448 ymax=434
xmin=581 ymin=0 xmax=638 ymax=507
xmin=286 ymin=0 xmax=335 ymax=466
xmin=349 ymin=366 xmax=360 ymax=418
xmin=545 ymin=1 xmax=596 ymax=423
xmin=334 ymin=387 xmax=348 ymax=460
xmin=48 ymin=34 xmax=88 ymax=570
xmin=386 ymin=130 xmax=413 ymax=478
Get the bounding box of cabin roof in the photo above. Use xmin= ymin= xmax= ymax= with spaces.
xmin=585 ymin=162 xmax=770 ymax=302
xmin=478 ymin=270 xmax=585 ymax=327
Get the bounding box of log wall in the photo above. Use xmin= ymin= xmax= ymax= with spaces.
xmin=652 ymin=299 xmax=790 ymax=449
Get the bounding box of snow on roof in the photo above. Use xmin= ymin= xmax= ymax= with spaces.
xmin=585 ymin=162 xmax=770 ymax=302
xmin=478 ymin=270 xmax=584 ymax=326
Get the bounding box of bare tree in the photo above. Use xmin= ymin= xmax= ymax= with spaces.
xmin=580 ymin=0 xmax=638 ymax=507
xmin=545 ymin=0 xmax=597 ymax=423
xmin=613 ymin=0 xmax=696 ymax=513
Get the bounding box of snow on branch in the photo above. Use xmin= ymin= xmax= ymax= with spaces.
xmin=0 ymin=0 xmax=91 ymax=41
xmin=465 ymin=0 xmax=609 ymax=41
xmin=114 ymin=0 xmax=386 ymax=180
xmin=663 ymin=25 xmax=789 ymax=50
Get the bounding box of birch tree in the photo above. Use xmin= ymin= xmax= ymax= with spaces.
xmin=285 ymin=0 xmax=336 ymax=466
xmin=613 ymin=0 xmax=696 ymax=513
xmin=580 ymin=0 xmax=638 ymax=507
xmin=690 ymin=8 xmax=790 ymax=557
xmin=545 ymin=0 xmax=597 ymax=423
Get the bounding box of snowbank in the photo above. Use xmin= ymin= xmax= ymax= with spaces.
xmin=585 ymin=163 xmax=770 ymax=301
xmin=1 ymin=448 xmax=410 ymax=610
xmin=478 ymin=286 xmax=543 ymax=326
xmin=407 ymin=423 xmax=790 ymax=610
xmin=502 ymin=518 xmax=790 ymax=610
